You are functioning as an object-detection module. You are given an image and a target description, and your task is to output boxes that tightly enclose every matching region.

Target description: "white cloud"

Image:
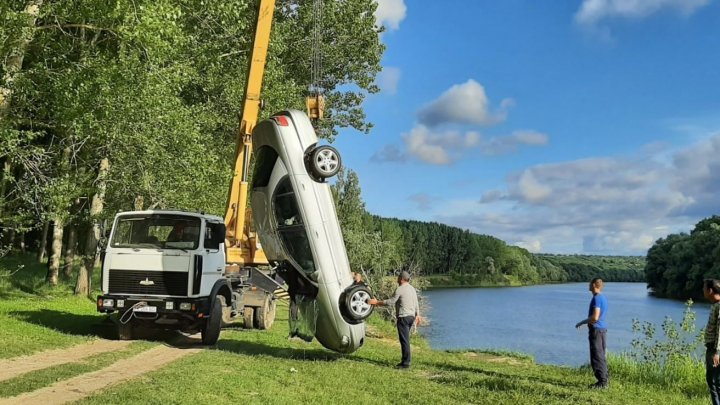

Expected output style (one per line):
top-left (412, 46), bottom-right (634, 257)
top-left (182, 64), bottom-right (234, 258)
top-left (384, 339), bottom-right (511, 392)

top-left (408, 193), bottom-right (434, 211)
top-left (482, 130), bottom-right (549, 156)
top-left (377, 66), bottom-right (401, 95)
top-left (370, 144), bottom-right (406, 163)
top-left (418, 80), bottom-right (511, 127)
top-left (434, 133), bottom-right (720, 255)
top-left (374, 0), bottom-right (407, 31)
top-left (402, 126), bottom-right (476, 165)
top-left (374, 127), bottom-right (548, 165)
top-left (575, 0), bottom-right (710, 25)
top-left (515, 239), bottom-right (543, 253)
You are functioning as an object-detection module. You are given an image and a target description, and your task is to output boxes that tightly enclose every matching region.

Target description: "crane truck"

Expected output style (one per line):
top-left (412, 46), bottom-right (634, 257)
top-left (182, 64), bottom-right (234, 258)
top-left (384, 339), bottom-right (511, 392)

top-left (96, 0), bottom-right (373, 352)
top-left (96, 0), bottom-right (281, 345)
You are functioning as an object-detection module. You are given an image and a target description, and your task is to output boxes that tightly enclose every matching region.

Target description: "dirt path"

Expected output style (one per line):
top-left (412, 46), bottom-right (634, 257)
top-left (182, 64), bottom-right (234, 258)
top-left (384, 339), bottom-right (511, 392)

top-left (0, 340), bottom-right (132, 382)
top-left (0, 345), bottom-right (201, 405)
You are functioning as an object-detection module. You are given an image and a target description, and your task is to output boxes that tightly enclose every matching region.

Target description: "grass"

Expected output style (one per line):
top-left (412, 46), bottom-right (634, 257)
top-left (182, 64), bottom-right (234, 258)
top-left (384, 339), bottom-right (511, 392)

top-left (0, 253), bottom-right (712, 404)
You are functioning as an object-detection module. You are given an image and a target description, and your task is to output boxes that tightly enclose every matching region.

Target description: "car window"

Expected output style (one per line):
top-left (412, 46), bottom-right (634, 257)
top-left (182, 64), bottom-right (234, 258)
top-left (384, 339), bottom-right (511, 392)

top-left (252, 146), bottom-right (278, 189)
top-left (273, 177), bottom-right (315, 274)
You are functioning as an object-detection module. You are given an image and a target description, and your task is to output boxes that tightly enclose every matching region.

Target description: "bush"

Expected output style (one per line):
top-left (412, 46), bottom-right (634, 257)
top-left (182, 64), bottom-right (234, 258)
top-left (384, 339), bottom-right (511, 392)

top-left (611, 300), bottom-right (706, 398)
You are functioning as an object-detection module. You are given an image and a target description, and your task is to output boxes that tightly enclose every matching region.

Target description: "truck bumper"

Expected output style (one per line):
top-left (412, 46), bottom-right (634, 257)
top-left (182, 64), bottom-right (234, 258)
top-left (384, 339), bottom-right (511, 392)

top-left (96, 295), bottom-right (210, 320)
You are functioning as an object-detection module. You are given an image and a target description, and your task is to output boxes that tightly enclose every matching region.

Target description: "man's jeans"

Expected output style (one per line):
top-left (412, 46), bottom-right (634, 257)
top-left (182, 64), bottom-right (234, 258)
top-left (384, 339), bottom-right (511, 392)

top-left (706, 348), bottom-right (720, 405)
top-left (397, 316), bottom-right (415, 366)
top-left (589, 327), bottom-right (608, 385)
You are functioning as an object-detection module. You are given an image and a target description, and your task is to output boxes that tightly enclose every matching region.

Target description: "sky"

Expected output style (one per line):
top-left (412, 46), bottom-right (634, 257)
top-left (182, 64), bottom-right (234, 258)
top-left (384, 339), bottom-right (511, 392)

top-left (333, 0), bottom-right (720, 256)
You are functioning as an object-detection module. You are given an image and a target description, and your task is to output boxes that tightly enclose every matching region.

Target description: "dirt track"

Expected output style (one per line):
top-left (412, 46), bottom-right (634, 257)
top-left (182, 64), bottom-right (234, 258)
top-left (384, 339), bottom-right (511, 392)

top-left (0, 340), bottom-right (132, 382)
top-left (0, 344), bottom-right (201, 405)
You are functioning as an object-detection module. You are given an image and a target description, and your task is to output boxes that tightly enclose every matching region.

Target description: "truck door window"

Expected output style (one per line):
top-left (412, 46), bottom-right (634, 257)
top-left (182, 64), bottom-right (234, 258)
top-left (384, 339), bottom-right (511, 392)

top-left (204, 222), bottom-right (225, 250)
top-left (273, 177), bottom-right (315, 274)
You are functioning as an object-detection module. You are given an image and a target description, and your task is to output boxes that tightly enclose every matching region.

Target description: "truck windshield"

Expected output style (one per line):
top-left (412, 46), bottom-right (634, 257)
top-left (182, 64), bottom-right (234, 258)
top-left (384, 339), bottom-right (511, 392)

top-left (273, 177), bottom-right (315, 274)
top-left (111, 214), bottom-right (201, 250)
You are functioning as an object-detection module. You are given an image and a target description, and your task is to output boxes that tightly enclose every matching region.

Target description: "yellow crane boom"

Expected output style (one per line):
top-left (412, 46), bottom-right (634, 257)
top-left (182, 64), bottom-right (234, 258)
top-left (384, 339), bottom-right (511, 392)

top-left (224, 0), bottom-right (276, 266)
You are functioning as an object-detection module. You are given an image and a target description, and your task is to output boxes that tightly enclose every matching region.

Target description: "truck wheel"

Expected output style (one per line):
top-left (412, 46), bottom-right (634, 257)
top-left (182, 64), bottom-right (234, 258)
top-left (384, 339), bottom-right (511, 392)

top-left (243, 307), bottom-right (255, 329)
top-left (219, 295), bottom-right (233, 326)
top-left (201, 296), bottom-right (222, 345)
top-left (308, 145), bottom-right (341, 179)
top-left (254, 295), bottom-right (276, 330)
top-left (117, 319), bottom-right (134, 340)
top-left (341, 285), bottom-right (373, 324)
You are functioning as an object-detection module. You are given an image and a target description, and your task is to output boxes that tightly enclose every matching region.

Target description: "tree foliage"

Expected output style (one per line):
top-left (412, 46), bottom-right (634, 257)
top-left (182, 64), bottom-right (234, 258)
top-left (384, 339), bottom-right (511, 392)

top-left (0, 0), bottom-right (383, 288)
top-left (645, 215), bottom-right (720, 300)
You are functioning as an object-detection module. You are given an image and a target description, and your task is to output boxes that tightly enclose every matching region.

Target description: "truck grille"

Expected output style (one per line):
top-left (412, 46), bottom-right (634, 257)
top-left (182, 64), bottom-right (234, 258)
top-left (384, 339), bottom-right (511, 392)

top-left (108, 270), bottom-right (189, 296)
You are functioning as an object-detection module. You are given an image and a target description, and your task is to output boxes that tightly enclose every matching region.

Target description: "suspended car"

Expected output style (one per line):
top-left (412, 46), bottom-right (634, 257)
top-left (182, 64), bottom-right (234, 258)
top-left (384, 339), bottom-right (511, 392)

top-left (250, 109), bottom-right (372, 353)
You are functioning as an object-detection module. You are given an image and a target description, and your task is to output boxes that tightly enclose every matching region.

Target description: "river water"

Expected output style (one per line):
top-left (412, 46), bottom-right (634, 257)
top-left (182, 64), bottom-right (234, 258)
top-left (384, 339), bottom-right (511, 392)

top-left (419, 282), bottom-right (710, 366)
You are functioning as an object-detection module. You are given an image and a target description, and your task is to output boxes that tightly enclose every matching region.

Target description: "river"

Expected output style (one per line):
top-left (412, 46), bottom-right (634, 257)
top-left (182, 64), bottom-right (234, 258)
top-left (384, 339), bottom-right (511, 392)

top-left (419, 282), bottom-right (709, 366)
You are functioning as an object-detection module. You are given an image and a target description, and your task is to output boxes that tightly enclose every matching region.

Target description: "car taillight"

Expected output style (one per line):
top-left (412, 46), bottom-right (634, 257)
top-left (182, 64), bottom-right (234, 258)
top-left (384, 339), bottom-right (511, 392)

top-left (274, 116), bottom-right (289, 126)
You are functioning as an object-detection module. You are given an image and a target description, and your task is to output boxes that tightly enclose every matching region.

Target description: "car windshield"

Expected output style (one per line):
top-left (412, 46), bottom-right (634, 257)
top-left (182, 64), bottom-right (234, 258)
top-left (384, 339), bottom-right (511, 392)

top-left (273, 177), bottom-right (316, 274)
top-left (111, 214), bottom-right (201, 250)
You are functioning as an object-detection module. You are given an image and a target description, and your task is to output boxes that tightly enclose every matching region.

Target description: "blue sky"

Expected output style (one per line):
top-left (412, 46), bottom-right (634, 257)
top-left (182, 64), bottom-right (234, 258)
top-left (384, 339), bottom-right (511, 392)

top-left (333, 0), bottom-right (720, 255)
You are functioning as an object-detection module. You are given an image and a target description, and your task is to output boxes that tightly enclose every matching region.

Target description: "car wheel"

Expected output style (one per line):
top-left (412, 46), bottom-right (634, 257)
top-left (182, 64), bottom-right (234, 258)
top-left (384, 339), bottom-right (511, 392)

top-left (254, 295), bottom-right (276, 330)
top-left (308, 145), bottom-right (341, 179)
top-left (341, 285), bottom-right (373, 324)
top-left (201, 296), bottom-right (222, 345)
top-left (243, 306), bottom-right (255, 329)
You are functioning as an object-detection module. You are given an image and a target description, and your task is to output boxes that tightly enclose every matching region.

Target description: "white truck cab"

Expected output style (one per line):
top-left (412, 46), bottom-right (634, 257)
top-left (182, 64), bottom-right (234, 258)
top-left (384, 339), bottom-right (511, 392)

top-left (97, 210), bottom-right (279, 344)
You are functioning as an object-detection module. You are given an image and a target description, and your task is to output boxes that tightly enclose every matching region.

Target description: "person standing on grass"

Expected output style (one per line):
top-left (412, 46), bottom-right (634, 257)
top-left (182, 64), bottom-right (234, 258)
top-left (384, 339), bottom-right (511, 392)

top-left (368, 271), bottom-right (421, 369)
top-left (575, 278), bottom-right (609, 389)
top-left (703, 279), bottom-right (720, 405)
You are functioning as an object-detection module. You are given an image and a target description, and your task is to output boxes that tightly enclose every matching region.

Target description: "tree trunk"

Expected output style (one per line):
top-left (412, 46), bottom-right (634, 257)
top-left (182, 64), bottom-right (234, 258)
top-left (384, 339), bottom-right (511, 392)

top-left (76, 158), bottom-right (109, 296)
top-left (19, 232), bottom-right (25, 253)
top-left (46, 217), bottom-right (64, 285)
top-left (0, 161), bottom-right (10, 219)
top-left (37, 221), bottom-right (49, 262)
top-left (0, 0), bottom-right (44, 122)
top-left (63, 224), bottom-right (77, 278)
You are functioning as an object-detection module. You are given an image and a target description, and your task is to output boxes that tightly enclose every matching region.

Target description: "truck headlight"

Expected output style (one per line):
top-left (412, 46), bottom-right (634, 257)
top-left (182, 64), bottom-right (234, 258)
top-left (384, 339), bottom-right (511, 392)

top-left (117, 300), bottom-right (125, 308)
top-left (102, 299), bottom-right (114, 308)
top-left (179, 302), bottom-right (192, 311)
top-left (166, 302), bottom-right (174, 310)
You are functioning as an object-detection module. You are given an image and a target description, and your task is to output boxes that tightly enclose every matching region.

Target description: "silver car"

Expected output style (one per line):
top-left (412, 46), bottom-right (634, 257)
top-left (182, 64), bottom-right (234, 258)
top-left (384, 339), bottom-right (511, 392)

top-left (250, 109), bottom-right (373, 353)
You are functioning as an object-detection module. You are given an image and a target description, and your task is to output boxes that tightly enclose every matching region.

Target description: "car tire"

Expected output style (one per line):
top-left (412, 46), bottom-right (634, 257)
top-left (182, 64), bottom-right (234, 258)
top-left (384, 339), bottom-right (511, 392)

top-left (243, 306), bottom-right (255, 329)
top-left (201, 296), bottom-right (222, 346)
top-left (341, 284), bottom-right (373, 324)
top-left (254, 295), bottom-right (276, 330)
top-left (308, 145), bottom-right (341, 180)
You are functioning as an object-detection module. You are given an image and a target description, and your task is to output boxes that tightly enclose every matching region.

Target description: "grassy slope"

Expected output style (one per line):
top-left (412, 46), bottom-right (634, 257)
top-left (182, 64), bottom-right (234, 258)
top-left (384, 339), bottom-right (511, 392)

top-left (0, 255), bottom-right (708, 404)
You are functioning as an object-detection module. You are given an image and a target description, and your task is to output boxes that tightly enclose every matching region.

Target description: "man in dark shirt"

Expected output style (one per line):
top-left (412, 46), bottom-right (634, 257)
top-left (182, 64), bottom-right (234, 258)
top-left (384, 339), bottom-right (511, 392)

top-left (575, 278), bottom-right (609, 389)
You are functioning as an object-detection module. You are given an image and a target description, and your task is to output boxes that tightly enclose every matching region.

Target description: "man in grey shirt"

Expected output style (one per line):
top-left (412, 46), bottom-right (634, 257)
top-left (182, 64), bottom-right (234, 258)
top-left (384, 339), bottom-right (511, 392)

top-left (368, 271), bottom-right (421, 369)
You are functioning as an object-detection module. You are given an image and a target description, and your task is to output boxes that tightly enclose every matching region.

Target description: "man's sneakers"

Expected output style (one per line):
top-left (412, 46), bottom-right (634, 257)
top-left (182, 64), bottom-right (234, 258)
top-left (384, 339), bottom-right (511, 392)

top-left (395, 363), bottom-right (410, 370)
top-left (588, 382), bottom-right (609, 390)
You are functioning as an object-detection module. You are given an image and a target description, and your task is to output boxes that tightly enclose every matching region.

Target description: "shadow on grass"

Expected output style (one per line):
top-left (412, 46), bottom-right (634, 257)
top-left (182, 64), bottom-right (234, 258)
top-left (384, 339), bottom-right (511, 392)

top-left (9, 309), bottom-right (206, 349)
top-left (426, 359), bottom-right (586, 390)
top-left (215, 338), bottom-right (397, 370)
top-left (10, 310), bottom-right (116, 338)
top-left (216, 339), bottom-right (343, 362)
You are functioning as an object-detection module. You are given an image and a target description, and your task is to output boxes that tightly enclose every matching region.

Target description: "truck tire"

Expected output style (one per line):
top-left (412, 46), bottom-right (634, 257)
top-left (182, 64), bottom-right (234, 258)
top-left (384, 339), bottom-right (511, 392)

top-left (243, 307), bottom-right (255, 329)
top-left (117, 319), bottom-right (134, 340)
top-left (201, 296), bottom-right (222, 345)
top-left (340, 284), bottom-right (373, 324)
top-left (254, 295), bottom-right (276, 330)
top-left (219, 295), bottom-right (233, 326)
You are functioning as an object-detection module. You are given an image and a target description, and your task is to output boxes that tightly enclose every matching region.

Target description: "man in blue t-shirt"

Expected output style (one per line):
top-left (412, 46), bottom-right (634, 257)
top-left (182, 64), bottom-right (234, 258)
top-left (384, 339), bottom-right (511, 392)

top-left (575, 278), bottom-right (609, 389)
